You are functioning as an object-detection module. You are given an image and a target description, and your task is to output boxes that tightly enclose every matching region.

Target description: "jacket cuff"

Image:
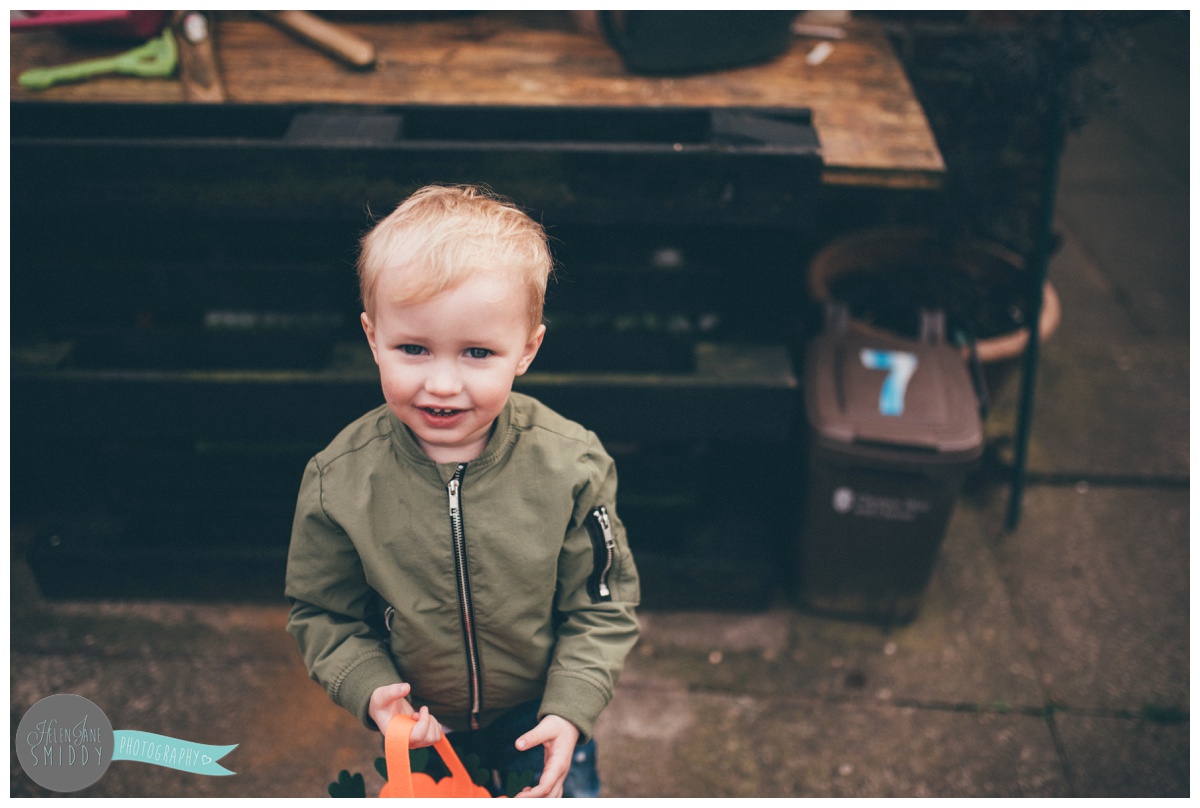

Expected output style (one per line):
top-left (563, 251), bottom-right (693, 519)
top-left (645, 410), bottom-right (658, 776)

top-left (538, 672), bottom-right (610, 744)
top-left (334, 651), bottom-right (403, 730)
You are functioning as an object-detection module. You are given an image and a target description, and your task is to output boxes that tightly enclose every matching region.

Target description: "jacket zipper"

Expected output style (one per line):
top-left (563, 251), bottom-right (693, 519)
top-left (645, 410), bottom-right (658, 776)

top-left (585, 505), bottom-right (616, 602)
top-left (447, 463), bottom-right (483, 730)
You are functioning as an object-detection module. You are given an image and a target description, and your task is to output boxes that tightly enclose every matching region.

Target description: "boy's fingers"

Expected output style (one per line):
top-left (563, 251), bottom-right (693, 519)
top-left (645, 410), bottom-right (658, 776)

top-left (411, 707), bottom-right (428, 734)
top-left (514, 724), bottom-right (545, 752)
top-left (409, 706), bottom-right (444, 748)
top-left (371, 683), bottom-right (415, 735)
top-left (515, 772), bottom-right (562, 799)
top-left (372, 682), bottom-right (409, 705)
top-left (514, 743), bottom-right (570, 798)
top-left (377, 683), bottom-right (412, 710)
top-left (542, 745), bottom-right (572, 794)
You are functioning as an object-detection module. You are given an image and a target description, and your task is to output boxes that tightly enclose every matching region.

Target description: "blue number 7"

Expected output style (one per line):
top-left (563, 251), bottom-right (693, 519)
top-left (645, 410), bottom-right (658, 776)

top-left (860, 349), bottom-right (918, 416)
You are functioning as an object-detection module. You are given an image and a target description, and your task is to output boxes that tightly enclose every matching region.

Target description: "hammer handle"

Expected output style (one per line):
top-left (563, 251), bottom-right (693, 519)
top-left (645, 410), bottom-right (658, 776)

top-left (260, 11), bottom-right (376, 70)
top-left (173, 11), bottom-right (226, 102)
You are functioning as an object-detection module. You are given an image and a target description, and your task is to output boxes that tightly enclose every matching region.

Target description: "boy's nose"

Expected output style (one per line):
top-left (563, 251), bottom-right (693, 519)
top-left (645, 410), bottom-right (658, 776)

top-left (424, 363), bottom-right (463, 396)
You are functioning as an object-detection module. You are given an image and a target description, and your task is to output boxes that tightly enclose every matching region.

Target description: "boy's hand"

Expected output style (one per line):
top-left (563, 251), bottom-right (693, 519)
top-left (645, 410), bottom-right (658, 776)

top-left (368, 682), bottom-right (444, 748)
top-left (513, 714), bottom-right (580, 798)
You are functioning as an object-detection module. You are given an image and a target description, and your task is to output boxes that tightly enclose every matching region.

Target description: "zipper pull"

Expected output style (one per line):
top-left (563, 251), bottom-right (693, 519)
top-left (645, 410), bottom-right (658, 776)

top-left (593, 506), bottom-right (615, 599)
top-left (448, 464), bottom-right (465, 509)
top-left (595, 506), bottom-right (613, 541)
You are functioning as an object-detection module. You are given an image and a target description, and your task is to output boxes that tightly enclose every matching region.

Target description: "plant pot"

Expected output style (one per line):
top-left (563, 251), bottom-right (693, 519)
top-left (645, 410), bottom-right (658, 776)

top-left (807, 227), bottom-right (1060, 402)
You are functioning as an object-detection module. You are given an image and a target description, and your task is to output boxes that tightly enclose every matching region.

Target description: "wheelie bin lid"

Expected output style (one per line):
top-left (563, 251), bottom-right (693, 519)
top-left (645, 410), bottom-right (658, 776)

top-left (804, 306), bottom-right (984, 461)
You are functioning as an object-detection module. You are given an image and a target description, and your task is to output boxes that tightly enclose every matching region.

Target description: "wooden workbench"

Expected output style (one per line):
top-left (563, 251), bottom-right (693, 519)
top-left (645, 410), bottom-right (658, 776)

top-left (9, 11), bottom-right (944, 190)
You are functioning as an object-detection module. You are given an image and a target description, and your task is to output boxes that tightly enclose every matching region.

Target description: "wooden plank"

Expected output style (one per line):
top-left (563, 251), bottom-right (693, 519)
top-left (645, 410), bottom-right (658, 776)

top-left (9, 104), bottom-right (823, 227)
top-left (9, 12), bottom-right (943, 189)
top-left (10, 344), bottom-right (797, 444)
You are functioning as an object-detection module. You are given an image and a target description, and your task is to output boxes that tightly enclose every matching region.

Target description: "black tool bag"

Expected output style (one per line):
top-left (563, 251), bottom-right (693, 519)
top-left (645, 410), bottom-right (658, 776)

top-left (598, 10), bottom-right (797, 76)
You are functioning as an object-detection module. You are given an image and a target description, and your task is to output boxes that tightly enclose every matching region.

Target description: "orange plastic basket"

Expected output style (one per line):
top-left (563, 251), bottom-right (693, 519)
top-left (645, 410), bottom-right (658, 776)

top-left (378, 715), bottom-right (494, 798)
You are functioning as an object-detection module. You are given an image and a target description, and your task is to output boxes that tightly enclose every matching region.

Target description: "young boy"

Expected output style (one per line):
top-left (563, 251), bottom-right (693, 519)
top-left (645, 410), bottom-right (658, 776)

top-left (285, 185), bottom-right (640, 798)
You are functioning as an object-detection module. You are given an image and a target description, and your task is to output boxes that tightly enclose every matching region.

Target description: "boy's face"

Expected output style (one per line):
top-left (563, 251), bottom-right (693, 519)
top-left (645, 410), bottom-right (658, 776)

top-left (361, 269), bottom-right (545, 463)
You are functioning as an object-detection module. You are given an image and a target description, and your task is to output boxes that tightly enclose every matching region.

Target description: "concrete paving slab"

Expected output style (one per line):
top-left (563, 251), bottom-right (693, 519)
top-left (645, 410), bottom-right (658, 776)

top-left (991, 485), bottom-right (1189, 714)
top-left (1053, 192), bottom-right (1190, 339)
top-left (1058, 114), bottom-right (1186, 193)
top-left (629, 495), bottom-right (1044, 712)
top-left (1063, 15), bottom-right (1190, 185)
top-left (1053, 712), bottom-right (1190, 797)
top-left (10, 650), bottom-right (381, 798)
top-left (594, 687), bottom-right (1068, 797)
top-left (10, 590), bottom-right (380, 796)
top-left (9, 542), bottom-right (385, 798)
top-left (1052, 15), bottom-right (1189, 344)
top-left (1038, 228), bottom-right (1146, 350)
top-left (986, 339), bottom-right (1189, 480)
top-left (636, 609), bottom-right (792, 657)
top-left (874, 494), bottom-right (1045, 708)
top-left (978, 203), bottom-right (1187, 480)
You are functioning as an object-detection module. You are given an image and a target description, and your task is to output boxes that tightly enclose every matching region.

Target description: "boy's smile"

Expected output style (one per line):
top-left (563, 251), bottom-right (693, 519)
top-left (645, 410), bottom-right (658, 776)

top-left (416, 406), bottom-right (469, 430)
top-left (362, 270), bottom-right (545, 463)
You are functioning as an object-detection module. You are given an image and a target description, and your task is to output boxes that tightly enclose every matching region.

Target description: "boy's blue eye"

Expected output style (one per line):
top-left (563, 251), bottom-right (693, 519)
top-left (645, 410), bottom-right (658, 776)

top-left (399, 344), bottom-right (425, 355)
top-left (466, 348), bottom-right (491, 359)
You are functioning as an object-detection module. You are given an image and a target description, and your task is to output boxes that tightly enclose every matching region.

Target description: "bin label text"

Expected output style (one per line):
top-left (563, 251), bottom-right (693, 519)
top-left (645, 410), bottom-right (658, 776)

top-left (832, 487), bottom-right (932, 522)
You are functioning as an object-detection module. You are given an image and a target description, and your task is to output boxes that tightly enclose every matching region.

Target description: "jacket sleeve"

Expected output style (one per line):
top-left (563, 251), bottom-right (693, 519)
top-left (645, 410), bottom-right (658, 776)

top-left (539, 434), bottom-right (641, 742)
top-left (284, 457), bottom-right (402, 729)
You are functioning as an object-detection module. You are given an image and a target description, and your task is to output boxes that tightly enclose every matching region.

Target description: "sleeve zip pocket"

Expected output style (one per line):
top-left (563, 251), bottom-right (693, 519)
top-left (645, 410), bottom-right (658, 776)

top-left (584, 505), bottom-right (616, 603)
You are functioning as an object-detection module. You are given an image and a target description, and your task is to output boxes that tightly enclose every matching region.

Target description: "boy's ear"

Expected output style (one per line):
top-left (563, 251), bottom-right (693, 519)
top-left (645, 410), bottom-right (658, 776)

top-left (516, 324), bottom-right (546, 376)
top-left (360, 312), bottom-right (381, 364)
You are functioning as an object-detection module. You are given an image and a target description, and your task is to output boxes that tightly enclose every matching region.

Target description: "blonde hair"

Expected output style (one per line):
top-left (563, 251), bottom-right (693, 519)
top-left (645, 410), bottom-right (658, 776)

top-left (358, 185), bottom-right (552, 330)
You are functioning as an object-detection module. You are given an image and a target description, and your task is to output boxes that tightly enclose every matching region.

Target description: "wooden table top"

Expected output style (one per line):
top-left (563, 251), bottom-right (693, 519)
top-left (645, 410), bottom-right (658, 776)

top-left (10, 12), bottom-right (944, 189)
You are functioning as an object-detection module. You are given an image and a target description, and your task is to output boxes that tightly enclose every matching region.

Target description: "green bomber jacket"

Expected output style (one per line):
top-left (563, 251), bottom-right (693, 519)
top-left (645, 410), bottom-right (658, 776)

top-left (284, 392), bottom-right (640, 742)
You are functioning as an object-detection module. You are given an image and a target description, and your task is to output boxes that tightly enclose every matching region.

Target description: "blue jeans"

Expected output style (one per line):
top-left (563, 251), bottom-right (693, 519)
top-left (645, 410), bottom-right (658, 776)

top-left (442, 700), bottom-right (600, 797)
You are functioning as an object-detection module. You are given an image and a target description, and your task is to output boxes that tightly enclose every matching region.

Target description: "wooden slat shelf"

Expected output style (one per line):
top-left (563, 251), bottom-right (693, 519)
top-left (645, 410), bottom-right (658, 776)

top-left (10, 101), bottom-right (824, 227)
top-left (11, 343), bottom-right (797, 444)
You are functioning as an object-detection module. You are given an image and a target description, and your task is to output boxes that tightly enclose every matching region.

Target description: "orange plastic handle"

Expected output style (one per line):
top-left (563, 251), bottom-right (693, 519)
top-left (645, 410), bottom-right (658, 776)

top-left (380, 715), bottom-right (490, 798)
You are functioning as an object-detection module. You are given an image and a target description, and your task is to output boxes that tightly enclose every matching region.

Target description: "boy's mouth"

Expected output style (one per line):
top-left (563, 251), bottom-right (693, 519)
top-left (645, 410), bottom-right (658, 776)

top-left (420, 406), bottom-right (464, 418)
